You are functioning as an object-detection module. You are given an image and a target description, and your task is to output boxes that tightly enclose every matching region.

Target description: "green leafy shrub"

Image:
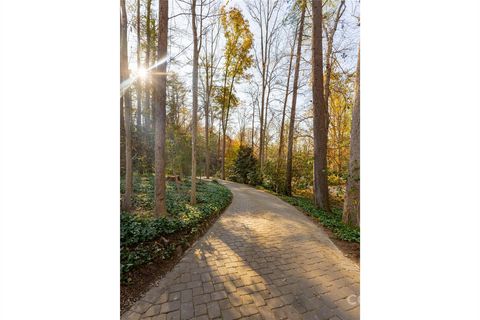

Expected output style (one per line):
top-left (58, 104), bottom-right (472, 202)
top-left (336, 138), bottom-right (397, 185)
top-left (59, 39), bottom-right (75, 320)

top-left (260, 159), bottom-right (285, 193)
top-left (230, 145), bottom-right (261, 185)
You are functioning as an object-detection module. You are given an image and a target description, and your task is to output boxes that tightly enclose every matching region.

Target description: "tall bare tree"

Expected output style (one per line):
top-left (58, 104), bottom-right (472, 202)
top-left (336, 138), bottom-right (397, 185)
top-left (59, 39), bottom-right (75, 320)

top-left (276, 22), bottom-right (298, 183)
top-left (190, 0), bottom-right (200, 204)
top-left (285, 0), bottom-right (306, 196)
top-left (200, 15), bottom-right (221, 179)
top-left (136, 0), bottom-right (142, 131)
top-left (189, 0), bottom-right (216, 202)
top-left (247, 0), bottom-right (283, 172)
top-left (121, 0), bottom-right (133, 211)
top-left (261, 40), bottom-right (283, 166)
top-left (312, 0), bottom-right (331, 211)
top-left (343, 47), bottom-right (360, 226)
top-left (144, 0), bottom-right (153, 132)
top-left (153, 0), bottom-right (168, 216)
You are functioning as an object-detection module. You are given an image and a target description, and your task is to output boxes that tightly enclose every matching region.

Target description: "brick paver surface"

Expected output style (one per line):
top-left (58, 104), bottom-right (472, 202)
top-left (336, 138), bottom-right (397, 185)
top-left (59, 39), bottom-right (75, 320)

top-left (123, 181), bottom-right (360, 320)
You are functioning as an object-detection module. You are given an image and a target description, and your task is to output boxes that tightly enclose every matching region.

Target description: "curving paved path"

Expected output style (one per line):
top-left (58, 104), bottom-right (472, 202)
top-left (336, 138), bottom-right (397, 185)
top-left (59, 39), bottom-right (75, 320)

top-left (123, 180), bottom-right (360, 320)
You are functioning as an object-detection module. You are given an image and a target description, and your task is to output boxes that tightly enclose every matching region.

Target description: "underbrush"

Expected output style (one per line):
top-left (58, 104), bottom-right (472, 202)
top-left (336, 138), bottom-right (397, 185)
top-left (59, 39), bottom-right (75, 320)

top-left (120, 176), bottom-right (232, 281)
top-left (258, 186), bottom-right (360, 243)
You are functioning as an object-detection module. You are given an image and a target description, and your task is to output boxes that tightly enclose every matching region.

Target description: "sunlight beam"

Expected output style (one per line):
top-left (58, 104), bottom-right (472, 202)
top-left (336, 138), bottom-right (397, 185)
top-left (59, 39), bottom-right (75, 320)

top-left (120, 56), bottom-right (170, 97)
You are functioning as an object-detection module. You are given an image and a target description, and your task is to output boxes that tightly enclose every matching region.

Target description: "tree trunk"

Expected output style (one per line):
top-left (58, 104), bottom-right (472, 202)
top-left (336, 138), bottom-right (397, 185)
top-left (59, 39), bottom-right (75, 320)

top-left (263, 86), bottom-right (270, 164)
top-left (203, 24), bottom-right (219, 179)
top-left (153, 0), bottom-right (168, 216)
top-left (285, 2), bottom-right (306, 196)
top-left (277, 23), bottom-right (298, 184)
top-left (324, 1), bottom-right (346, 113)
top-left (120, 97), bottom-right (126, 175)
top-left (216, 118), bottom-right (221, 171)
top-left (312, 0), bottom-right (331, 211)
top-left (220, 67), bottom-right (229, 180)
top-left (144, 0), bottom-right (152, 133)
top-left (190, 0), bottom-right (199, 204)
top-left (205, 32), bottom-right (217, 179)
top-left (222, 127), bottom-right (226, 180)
top-left (221, 75), bottom-right (236, 180)
top-left (204, 95), bottom-right (210, 178)
top-left (120, 0), bottom-right (133, 212)
top-left (259, 71), bottom-right (266, 171)
top-left (221, 81), bottom-right (233, 181)
top-left (204, 63), bottom-right (210, 178)
top-left (343, 47), bottom-right (360, 226)
top-left (251, 99), bottom-right (255, 150)
top-left (136, 0), bottom-right (142, 132)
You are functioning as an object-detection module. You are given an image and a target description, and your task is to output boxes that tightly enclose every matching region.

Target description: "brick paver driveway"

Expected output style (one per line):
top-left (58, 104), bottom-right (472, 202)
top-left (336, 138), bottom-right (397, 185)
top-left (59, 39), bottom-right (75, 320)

top-left (122, 180), bottom-right (360, 320)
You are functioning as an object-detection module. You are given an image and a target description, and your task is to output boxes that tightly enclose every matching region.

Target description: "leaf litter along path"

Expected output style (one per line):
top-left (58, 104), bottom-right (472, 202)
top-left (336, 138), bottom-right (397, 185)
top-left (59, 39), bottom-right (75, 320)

top-left (122, 180), bottom-right (360, 320)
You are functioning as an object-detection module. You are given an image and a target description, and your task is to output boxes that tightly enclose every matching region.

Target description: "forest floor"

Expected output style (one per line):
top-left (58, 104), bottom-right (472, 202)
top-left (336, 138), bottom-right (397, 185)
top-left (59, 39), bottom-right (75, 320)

top-left (122, 180), bottom-right (360, 320)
